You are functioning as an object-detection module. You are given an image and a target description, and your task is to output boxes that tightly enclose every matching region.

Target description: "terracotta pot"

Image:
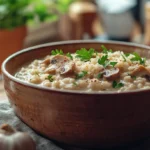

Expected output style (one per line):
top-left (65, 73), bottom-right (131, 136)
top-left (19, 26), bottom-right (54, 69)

top-left (2, 41), bottom-right (150, 148)
top-left (0, 26), bottom-right (27, 72)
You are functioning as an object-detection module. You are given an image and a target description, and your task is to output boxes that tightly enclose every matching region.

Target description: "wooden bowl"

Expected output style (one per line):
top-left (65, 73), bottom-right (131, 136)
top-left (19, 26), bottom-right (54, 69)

top-left (2, 40), bottom-right (150, 148)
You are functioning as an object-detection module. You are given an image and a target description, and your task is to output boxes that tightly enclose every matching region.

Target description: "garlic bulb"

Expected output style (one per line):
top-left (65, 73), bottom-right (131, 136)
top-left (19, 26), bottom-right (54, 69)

top-left (0, 124), bottom-right (36, 150)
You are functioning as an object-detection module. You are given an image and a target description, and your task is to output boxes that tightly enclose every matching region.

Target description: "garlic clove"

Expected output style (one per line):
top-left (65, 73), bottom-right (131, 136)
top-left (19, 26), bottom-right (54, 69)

top-left (0, 124), bottom-right (36, 150)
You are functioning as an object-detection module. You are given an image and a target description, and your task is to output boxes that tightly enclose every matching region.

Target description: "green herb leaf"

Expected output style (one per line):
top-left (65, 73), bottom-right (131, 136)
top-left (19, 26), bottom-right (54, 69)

top-left (34, 71), bottom-right (39, 76)
top-left (141, 58), bottom-right (146, 65)
top-left (0, 0), bottom-right (59, 29)
top-left (112, 81), bottom-right (124, 88)
top-left (128, 73), bottom-right (136, 80)
top-left (125, 53), bottom-right (130, 57)
top-left (121, 53), bottom-right (127, 62)
top-left (109, 62), bottom-right (117, 67)
top-left (131, 75), bottom-right (136, 80)
top-left (131, 52), bottom-right (140, 61)
top-left (131, 52), bottom-right (146, 65)
top-left (104, 61), bottom-right (110, 68)
top-left (76, 48), bottom-right (95, 61)
top-left (76, 71), bottom-right (88, 79)
top-left (98, 55), bottom-right (108, 66)
top-left (101, 45), bottom-right (112, 54)
top-left (51, 49), bottom-right (64, 55)
top-left (66, 53), bottom-right (73, 60)
top-left (95, 51), bottom-right (98, 56)
top-left (73, 82), bottom-right (78, 86)
top-left (97, 73), bottom-right (103, 79)
top-left (98, 55), bottom-right (117, 68)
top-left (46, 75), bottom-right (54, 82)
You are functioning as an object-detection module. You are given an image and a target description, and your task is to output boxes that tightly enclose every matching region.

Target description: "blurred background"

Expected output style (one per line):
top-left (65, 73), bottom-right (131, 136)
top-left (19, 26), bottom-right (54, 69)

top-left (1, 0), bottom-right (150, 66)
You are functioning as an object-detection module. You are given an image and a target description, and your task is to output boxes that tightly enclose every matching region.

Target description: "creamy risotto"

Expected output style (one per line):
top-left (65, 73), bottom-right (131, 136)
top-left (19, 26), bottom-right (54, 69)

top-left (15, 45), bottom-right (150, 92)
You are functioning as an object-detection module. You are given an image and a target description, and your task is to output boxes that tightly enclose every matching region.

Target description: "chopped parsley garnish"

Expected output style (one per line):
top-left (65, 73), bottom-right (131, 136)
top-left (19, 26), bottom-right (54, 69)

top-left (131, 52), bottom-right (146, 65)
top-left (95, 51), bottom-right (98, 56)
top-left (34, 71), bottom-right (40, 76)
top-left (127, 73), bottom-right (136, 80)
top-left (131, 75), bottom-right (136, 80)
top-left (125, 53), bottom-right (130, 57)
top-left (51, 49), bottom-right (64, 55)
top-left (76, 48), bottom-right (95, 61)
top-left (46, 75), bottom-right (54, 82)
top-left (98, 55), bottom-right (108, 67)
top-left (73, 82), bottom-right (78, 86)
top-left (66, 53), bottom-right (73, 60)
top-left (109, 62), bottom-right (117, 67)
top-left (112, 81), bottom-right (124, 88)
top-left (101, 45), bottom-right (112, 54)
top-left (98, 55), bottom-right (117, 68)
top-left (121, 53), bottom-right (127, 62)
top-left (97, 73), bottom-right (103, 79)
top-left (76, 71), bottom-right (88, 79)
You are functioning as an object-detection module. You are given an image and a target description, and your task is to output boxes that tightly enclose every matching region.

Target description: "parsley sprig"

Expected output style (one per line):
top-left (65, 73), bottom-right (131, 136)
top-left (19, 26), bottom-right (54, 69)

top-left (131, 52), bottom-right (146, 65)
top-left (46, 75), bottom-right (54, 82)
top-left (98, 55), bottom-right (108, 67)
top-left (66, 53), bottom-right (73, 60)
top-left (121, 52), bottom-right (131, 62)
top-left (125, 53), bottom-right (130, 57)
top-left (97, 73), bottom-right (103, 79)
top-left (131, 75), bottom-right (136, 80)
top-left (121, 53), bottom-right (127, 62)
top-left (101, 45), bottom-right (112, 54)
top-left (34, 71), bottom-right (40, 76)
top-left (76, 48), bottom-right (95, 61)
top-left (109, 62), bottom-right (117, 67)
top-left (76, 71), bottom-right (87, 79)
top-left (73, 82), bottom-right (78, 86)
top-left (112, 81), bottom-right (124, 88)
top-left (128, 73), bottom-right (137, 80)
top-left (51, 49), bottom-right (64, 55)
top-left (98, 55), bottom-right (117, 68)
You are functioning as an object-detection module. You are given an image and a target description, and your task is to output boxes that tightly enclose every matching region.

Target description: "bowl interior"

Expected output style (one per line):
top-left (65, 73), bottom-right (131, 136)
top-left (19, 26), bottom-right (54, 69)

top-left (3, 40), bottom-right (150, 79)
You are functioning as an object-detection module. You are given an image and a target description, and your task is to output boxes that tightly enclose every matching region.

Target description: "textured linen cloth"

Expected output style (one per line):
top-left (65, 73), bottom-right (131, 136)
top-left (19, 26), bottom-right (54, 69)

top-left (1, 100), bottom-right (150, 150)
top-left (0, 100), bottom-right (63, 150)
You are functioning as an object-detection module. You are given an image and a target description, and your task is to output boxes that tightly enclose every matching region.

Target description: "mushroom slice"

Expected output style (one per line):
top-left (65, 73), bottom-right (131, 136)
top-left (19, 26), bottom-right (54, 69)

top-left (41, 58), bottom-right (50, 65)
top-left (44, 66), bottom-right (56, 74)
top-left (48, 55), bottom-right (74, 75)
top-left (60, 62), bottom-right (75, 75)
top-left (130, 65), bottom-right (150, 77)
top-left (50, 55), bottom-right (70, 65)
top-left (103, 68), bottom-right (120, 80)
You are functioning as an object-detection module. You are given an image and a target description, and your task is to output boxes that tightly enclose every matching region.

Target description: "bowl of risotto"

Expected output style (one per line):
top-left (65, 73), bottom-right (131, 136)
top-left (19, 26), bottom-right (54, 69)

top-left (2, 40), bottom-right (150, 148)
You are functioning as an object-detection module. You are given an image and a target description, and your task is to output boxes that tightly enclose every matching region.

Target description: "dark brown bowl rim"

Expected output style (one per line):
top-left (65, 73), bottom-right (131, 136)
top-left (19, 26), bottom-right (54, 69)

top-left (2, 40), bottom-right (150, 95)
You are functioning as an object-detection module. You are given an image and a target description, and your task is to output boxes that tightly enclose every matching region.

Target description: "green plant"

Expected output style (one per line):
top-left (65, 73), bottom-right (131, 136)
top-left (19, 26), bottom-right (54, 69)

top-left (54, 0), bottom-right (75, 13)
top-left (0, 0), bottom-right (74, 29)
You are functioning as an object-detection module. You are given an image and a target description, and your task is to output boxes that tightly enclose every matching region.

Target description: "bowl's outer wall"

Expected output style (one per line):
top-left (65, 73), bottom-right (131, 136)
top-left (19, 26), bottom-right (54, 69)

top-left (3, 41), bottom-right (150, 148)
